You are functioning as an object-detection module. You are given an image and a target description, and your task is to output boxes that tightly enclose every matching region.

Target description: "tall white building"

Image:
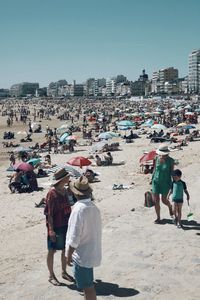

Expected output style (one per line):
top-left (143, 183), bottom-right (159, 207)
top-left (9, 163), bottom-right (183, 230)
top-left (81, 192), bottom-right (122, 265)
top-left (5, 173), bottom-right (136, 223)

top-left (188, 49), bottom-right (200, 94)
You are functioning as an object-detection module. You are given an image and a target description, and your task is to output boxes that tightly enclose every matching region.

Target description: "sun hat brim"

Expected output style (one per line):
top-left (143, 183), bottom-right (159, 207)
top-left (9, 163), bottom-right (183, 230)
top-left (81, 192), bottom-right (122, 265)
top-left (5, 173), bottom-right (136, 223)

top-left (69, 180), bottom-right (93, 196)
top-left (156, 149), bottom-right (170, 155)
top-left (51, 174), bottom-right (70, 186)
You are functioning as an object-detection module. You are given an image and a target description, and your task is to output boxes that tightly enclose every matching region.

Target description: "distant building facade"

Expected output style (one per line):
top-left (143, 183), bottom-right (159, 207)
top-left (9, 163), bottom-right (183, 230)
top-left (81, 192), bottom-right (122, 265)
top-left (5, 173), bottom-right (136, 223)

top-left (151, 67), bottom-right (178, 94)
top-left (10, 82), bottom-right (39, 97)
top-left (188, 49), bottom-right (200, 94)
top-left (0, 89), bottom-right (10, 97)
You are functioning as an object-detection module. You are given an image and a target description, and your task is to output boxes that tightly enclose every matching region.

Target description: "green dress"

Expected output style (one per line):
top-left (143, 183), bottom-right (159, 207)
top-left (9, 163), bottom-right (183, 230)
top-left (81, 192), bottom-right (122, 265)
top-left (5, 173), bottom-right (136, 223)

top-left (152, 156), bottom-right (174, 196)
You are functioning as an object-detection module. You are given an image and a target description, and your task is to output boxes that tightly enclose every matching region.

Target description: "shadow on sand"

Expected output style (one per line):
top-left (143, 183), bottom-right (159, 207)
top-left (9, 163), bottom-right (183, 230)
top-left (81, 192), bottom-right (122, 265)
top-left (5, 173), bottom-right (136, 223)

top-left (160, 218), bottom-right (200, 231)
top-left (67, 279), bottom-right (139, 297)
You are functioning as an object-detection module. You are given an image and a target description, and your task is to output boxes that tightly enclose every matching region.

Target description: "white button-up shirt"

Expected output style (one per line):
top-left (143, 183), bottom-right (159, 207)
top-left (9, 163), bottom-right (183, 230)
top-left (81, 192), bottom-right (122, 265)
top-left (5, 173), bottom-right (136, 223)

top-left (66, 198), bottom-right (102, 268)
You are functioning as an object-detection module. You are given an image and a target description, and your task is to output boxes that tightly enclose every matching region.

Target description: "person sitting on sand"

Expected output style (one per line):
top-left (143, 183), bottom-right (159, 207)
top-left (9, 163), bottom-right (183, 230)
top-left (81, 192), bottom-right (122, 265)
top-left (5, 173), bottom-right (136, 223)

top-left (9, 169), bottom-right (23, 193)
top-left (95, 154), bottom-right (102, 166)
top-left (83, 169), bottom-right (98, 183)
top-left (104, 152), bottom-right (113, 165)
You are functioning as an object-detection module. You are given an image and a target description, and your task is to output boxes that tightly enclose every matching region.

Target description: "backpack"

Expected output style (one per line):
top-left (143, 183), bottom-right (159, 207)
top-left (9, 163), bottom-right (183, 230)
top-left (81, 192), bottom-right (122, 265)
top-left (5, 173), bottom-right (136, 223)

top-left (144, 191), bottom-right (154, 207)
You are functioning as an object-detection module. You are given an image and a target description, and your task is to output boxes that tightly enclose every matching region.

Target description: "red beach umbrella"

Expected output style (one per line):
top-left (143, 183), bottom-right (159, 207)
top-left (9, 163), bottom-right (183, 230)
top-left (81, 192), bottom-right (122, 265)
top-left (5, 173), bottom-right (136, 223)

top-left (67, 156), bottom-right (92, 168)
top-left (13, 162), bottom-right (34, 172)
top-left (139, 150), bottom-right (157, 164)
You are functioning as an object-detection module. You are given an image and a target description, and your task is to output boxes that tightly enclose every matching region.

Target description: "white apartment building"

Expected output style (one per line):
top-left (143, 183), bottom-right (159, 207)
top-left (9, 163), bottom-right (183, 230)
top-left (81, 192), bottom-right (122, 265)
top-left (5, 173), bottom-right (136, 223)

top-left (188, 49), bottom-right (200, 94)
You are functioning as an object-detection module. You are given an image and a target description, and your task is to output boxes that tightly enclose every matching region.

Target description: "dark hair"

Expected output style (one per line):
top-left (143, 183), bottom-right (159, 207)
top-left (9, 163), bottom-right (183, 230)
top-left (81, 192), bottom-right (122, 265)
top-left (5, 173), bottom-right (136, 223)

top-left (172, 169), bottom-right (182, 177)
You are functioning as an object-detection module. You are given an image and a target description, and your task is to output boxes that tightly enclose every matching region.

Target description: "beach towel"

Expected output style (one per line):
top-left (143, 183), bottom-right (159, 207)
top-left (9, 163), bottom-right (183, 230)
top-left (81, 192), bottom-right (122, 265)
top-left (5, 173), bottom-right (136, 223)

top-left (46, 164), bottom-right (81, 178)
top-left (144, 191), bottom-right (154, 207)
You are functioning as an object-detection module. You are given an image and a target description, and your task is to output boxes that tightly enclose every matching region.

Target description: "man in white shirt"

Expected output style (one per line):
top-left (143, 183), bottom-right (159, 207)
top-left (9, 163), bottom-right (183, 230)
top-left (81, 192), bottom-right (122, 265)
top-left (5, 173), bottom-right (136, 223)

top-left (66, 176), bottom-right (102, 300)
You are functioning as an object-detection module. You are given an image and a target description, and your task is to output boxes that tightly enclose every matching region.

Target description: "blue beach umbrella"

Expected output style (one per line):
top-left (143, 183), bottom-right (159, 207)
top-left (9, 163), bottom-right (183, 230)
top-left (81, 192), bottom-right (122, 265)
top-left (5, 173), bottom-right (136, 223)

top-left (27, 158), bottom-right (41, 165)
top-left (98, 132), bottom-right (113, 140)
top-left (60, 132), bottom-right (69, 143)
top-left (14, 146), bottom-right (32, 153)
top-left (183, 124), bottom-right (196, 129)
top-left (117, 120), bottom-right (136, 127)
top-left (151, 124), bottom-right (167, 130)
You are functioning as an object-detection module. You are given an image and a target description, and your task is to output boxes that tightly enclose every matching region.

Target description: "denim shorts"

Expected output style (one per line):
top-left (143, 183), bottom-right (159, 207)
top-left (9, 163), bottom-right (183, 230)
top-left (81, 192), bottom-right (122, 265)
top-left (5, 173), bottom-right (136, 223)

top-left (73, 261), bottom-right (94, 290)
top-left (47, 225), bottom-right (67, 250)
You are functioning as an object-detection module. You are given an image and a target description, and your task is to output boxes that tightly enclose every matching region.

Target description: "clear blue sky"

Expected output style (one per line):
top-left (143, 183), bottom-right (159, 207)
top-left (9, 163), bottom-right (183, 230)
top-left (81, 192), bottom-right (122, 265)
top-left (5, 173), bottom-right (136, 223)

top-left (0, 0), bottom-right (200, 88)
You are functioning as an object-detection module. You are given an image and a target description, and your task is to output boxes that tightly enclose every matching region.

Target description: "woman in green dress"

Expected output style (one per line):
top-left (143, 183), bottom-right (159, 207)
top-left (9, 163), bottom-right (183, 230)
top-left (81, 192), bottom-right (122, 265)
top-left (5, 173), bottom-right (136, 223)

top-left (152, 144), bottom-right (174, 223)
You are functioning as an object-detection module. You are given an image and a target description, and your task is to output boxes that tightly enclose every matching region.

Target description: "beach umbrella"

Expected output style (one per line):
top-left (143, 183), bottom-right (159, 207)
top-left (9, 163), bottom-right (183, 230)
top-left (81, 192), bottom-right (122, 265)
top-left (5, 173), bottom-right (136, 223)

top-left (151, 124), bottom-right (167, 130)
top-left (13, 162), bottom-right (34, 172)
top-left (107, 131), bottom-right (119, 137)
top-left (60, 132), bottom-right (70, 143)
top-left (14, 146), bottom-right (32, 153)
top-left (141, 119), bottom-right (154, 128)
top-left (185, 112), bottom-right (194, 116)
top-left (139, 150), bottom-right (157, 164)
top-left (17, 131), bottom-right (27, 135)
top-left (183, 124), bottom-right (196, 129)
top-left (65, 135), bottom-right (78, 141)
top-left (60, 123), bottom-right (69, 129)
top-left (27, 158), bottom-right (41, 166)
top-left (117, 120), bottom-right (135, 127)
top-left (184, 104), bottom-right (191, 109)
top-left (31, 122), bottom-right (38, 129)
top-left (98, 132), bottom-right (113, 140)
top-left (67, 156), bottom-right (92, 168)
top-left (177, 122), bottom-right (187, 127)
top-left (90, 140), bottom-right (108, 153)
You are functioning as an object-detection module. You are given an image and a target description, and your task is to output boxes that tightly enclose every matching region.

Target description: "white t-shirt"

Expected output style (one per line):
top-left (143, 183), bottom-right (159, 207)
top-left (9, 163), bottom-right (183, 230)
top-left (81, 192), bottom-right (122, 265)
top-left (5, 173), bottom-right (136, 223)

top-left (66, 198), bottom-right (102, 268)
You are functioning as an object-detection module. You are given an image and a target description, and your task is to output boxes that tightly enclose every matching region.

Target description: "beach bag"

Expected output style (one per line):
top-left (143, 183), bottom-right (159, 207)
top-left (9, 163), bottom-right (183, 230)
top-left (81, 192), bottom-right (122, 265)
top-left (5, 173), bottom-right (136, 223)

top-left (144, 191), bottom-right (154, 207)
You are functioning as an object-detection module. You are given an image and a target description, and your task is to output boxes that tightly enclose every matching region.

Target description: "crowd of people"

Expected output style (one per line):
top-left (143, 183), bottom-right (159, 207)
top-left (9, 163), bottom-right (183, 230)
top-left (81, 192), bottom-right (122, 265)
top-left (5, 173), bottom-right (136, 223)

top-left (1, 97), bottom-right (200, 299)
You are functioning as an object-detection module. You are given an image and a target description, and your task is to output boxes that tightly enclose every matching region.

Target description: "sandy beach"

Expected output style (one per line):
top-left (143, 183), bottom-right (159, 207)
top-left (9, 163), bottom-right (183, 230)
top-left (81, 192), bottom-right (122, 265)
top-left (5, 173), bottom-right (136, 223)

top-left (0, 103), bottom-right (200, 300)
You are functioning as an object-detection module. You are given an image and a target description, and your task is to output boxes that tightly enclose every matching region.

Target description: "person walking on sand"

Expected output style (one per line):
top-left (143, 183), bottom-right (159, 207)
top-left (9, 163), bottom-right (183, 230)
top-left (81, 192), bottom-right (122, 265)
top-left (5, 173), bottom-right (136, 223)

top-left (44, 168), bottom-right (74, 285)
top-left (167, 169), bottom-right (190, 228)
top-left (66, 176), bottom-right (102, 300)
top-left (152, 144), bottom-right (174, 223)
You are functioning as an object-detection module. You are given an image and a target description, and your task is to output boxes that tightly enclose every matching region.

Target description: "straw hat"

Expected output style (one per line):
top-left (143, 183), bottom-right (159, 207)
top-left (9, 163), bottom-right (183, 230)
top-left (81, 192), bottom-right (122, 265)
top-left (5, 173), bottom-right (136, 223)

top-left (52, 168), bottom-right (70, 185)
top-left (69, 176), bottom-right (93, 197)
top-left (156, 144), bottom-right (170, 156)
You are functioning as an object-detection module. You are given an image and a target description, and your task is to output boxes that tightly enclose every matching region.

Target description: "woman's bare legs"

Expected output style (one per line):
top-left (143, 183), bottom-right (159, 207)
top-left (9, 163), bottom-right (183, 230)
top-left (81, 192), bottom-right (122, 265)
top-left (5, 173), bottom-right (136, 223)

top-left (153, 193), bottom-right (160, 221)
top-left (161, 195), bottom-right (173, 216)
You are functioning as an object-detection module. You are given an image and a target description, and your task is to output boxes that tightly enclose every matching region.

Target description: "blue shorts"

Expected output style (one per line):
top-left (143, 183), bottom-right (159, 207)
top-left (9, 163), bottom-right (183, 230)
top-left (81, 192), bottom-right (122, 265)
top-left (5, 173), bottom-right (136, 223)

top-left (47, 225), bottom-right (67, 250)
top-left (173, 199), bottom-right (183, 204)
top-left (73, 261), bottom-right (94, 290)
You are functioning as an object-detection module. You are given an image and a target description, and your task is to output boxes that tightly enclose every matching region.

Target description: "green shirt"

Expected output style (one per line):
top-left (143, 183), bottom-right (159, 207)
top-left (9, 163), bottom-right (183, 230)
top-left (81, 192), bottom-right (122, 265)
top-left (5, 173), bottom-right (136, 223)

top-left (172, 180), bottom-right (187, 200)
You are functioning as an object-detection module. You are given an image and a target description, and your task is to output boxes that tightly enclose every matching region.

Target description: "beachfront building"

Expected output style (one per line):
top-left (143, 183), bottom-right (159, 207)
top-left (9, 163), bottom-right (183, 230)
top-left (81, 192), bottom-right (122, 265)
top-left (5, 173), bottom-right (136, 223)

top-left (10, 82), bottom-right (39, 97)
top-left (116, 82), bottom-right (131, 96)
top-left (70, 81), bottom-right (84, 97)
top-left (116, 74), bottom-right (127, 83)
top-left (106, 78), bottom-right (116, 96)
top-left (188, 49), bottom-right (200, 94)
top-left (47, 80), bottom-right (68, 97)
top-left (85, 78), bottom-right (95, 96)
top-left (178, 77), bottom-right (188, 94)
top-left (159, 67), bottom-right (178, 93)
top-left (130, 69), bottom-right (149, 96)
top-left (0, 89), bottom-right (10, 97)
top-left (151, 67), bottom-right (178, 95)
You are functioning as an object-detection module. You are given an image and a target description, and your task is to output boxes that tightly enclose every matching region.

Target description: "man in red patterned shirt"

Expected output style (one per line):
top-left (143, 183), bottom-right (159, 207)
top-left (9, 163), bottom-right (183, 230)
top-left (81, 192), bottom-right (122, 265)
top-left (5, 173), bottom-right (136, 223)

top-left (45, 168), bottom-right (74, 285)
